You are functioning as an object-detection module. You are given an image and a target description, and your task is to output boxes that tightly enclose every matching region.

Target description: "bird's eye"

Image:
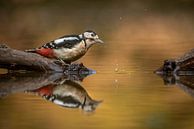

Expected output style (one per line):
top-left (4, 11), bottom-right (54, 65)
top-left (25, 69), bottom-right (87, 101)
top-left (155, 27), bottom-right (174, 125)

top-left (91, 33), bottom-right (95, 37)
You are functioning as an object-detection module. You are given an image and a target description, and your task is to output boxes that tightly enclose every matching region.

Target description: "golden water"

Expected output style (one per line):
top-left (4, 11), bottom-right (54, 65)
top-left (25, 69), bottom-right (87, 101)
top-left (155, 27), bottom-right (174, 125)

top-left (0, 1), bottom-right (194, 129)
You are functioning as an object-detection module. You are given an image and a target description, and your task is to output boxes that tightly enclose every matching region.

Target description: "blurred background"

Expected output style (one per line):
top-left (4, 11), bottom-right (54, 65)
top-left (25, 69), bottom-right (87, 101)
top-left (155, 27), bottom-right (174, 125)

top-left (0, 0), bottom-right (194, 68)
top-left (1, 0), bottom-right (194, 129)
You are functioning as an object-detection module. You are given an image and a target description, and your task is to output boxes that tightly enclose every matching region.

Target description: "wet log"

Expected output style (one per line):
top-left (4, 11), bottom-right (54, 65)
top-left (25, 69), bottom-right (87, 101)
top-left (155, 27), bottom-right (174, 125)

top-left (0, 44), bottom-right (64, 72)
top-left (155, 49), bottom-right (194, 75)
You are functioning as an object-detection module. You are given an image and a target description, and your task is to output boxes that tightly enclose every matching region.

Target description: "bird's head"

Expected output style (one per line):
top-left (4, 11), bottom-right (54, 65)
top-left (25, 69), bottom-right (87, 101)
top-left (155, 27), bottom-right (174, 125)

top-left (80, 30), bottom-right (104, 48)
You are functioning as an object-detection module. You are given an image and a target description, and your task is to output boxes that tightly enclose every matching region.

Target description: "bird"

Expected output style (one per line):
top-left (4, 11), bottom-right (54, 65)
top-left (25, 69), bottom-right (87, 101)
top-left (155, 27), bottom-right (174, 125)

top-left (28, 79), bottom-right (102, 112)
top-left (26, 30), bottom-right (104, 64)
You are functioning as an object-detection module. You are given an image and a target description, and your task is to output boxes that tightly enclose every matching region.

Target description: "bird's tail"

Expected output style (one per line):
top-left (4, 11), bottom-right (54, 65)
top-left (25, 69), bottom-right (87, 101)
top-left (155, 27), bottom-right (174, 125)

top-left (25, 48), bottom-right (37, 53)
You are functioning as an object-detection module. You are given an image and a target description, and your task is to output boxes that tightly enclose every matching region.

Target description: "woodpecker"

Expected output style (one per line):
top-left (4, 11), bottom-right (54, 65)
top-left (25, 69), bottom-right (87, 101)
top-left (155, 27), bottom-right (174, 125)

top-left (26, 30), bottom-right (104, 64)
top-left (28, 80), bottom-right (101, 112)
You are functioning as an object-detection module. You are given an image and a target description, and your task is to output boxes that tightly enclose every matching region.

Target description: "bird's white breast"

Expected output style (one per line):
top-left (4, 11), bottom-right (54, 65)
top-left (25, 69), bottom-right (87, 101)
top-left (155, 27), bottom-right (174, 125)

top-left (53, 41), bottom-right (86, 61)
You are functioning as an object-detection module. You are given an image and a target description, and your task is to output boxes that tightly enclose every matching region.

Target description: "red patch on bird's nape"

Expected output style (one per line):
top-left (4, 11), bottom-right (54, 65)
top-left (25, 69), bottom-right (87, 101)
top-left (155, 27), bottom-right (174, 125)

top-left (36, 48), bottom-right (55, 58)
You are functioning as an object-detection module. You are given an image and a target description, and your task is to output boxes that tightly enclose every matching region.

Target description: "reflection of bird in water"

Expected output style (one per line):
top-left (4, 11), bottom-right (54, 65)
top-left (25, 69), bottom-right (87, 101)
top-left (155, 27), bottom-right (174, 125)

top-left (0, 64), bottom-right (101, 112)
top-left (29, 79), bottom-right (101, 112)
top-left (26, 30), bottom-right (104, 64)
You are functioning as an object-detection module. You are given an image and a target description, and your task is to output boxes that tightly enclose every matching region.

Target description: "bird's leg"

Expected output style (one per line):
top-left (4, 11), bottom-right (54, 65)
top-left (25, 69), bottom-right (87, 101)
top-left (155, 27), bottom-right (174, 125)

top-left (54, 59), bottom-right (70, 66)
top-left (58, 58), bottom-right (66, 64)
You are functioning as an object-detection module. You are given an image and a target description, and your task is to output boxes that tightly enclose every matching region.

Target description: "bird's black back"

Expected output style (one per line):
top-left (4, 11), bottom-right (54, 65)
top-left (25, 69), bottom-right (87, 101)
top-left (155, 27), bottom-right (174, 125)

top-left (42, 35), bottom-right (82, 49)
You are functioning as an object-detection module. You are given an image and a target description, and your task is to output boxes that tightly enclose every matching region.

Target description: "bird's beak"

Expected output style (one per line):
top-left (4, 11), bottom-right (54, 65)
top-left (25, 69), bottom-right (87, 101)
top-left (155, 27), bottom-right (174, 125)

top-left (95, 38), bottom-right (104, 44)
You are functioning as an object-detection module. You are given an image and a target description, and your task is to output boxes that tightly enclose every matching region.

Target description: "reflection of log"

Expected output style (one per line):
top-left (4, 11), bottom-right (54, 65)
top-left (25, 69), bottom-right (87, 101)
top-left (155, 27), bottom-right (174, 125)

top-left (0, 44), bottom-right (64, 72)
top-left (0, 70), bottom-right (101, 112)
top-left (175, 76), bottom-right (194, 98)
top-left (176, 80), bottom-right (194, 98)
top-left (0, 73), bottom-right (64, 97)
top-left (157, 74), bottom-right (194, 98)
top-left (0, 63), bottom-right (94, 97)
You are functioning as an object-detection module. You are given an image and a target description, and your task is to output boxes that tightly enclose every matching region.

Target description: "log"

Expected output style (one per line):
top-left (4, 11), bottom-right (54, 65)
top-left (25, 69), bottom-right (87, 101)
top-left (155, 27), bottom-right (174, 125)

top-left (0, 44), bottom-right (64, 72)
top-left (155, 49), bottom-right (194, 75)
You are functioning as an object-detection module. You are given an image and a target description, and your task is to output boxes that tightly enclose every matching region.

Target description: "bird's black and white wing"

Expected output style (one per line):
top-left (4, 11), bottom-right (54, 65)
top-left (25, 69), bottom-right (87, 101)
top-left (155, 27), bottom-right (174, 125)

top-left (52, 95), bottom-right (82, 108)
top-left (42, 35), bottom-right (82, 49)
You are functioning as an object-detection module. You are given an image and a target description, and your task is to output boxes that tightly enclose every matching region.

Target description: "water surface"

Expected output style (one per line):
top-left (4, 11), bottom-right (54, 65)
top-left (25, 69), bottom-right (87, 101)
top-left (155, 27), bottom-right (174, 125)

top-left (1, 1), bottom-right (194, 129)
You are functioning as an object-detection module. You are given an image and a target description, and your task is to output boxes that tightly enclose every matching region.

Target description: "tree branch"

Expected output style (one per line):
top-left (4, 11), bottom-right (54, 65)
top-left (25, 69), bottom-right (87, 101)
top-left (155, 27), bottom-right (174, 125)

top-left (0, 44), bottom-right (64, 72)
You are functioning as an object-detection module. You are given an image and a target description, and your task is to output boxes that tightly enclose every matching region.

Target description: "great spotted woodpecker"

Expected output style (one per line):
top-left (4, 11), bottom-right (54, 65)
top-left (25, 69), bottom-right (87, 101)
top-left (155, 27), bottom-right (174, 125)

top-left (28, 80), bottom-right (101, 112)
top-left (26, 30), bottom-right (104, 64)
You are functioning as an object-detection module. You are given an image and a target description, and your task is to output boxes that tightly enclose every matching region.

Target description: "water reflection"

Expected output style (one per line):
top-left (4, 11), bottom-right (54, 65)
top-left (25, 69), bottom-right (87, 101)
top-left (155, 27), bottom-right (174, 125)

top-left (0, 64), bottom-right (101, 112)
top-left (27, 76), bottom-right (101, 112)
top-left (157, 74), bottom-right (194, 98)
